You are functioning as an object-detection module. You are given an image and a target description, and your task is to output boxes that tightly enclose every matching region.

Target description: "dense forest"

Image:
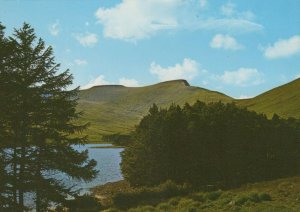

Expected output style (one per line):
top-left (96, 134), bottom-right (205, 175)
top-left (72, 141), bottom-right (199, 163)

top-left (121, 101), bottom-right (300, 188)
top-left (0, 23), bottom-right (98, 211)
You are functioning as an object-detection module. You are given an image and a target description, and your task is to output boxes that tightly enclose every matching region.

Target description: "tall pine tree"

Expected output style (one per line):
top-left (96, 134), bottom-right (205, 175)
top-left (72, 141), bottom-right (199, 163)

top-left (0, 22), bottom-right (16, 210)
top-left (0, 23), bottom-right (97, 211)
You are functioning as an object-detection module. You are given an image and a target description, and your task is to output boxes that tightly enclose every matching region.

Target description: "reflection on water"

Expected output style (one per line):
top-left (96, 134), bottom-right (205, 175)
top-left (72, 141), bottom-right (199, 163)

top-left (74, 144), bottom-right (124, 193)
top-left (24, 144), bottom-right (123, 208)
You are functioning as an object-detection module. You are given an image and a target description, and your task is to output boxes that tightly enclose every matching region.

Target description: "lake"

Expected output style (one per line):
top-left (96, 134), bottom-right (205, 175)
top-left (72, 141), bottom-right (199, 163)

top-left (74, 144), bottom-right (124, 194)
top-left (23, 144), bottom-right (123, 208)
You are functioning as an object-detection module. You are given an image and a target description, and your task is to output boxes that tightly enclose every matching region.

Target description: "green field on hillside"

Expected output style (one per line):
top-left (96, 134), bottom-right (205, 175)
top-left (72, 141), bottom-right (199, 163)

top-left (77, 79), bottom-right (300, 143)
top-left (77, 80), bottom-right (232, 142)
top-left (236, 78), bottom-right (300, 119)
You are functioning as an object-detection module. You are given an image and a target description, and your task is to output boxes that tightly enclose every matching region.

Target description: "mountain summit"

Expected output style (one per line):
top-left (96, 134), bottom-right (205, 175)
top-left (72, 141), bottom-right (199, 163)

top-left (78, 80), bottom-right (231, 141)
top-left (78, 79), bottom-right (300, 142)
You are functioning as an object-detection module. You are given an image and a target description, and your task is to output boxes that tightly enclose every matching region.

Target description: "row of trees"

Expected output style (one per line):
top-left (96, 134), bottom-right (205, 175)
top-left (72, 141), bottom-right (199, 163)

top-left (121, 101), bottom-right (300, 188)
top-left (0, 23), bottom-right (97, 211)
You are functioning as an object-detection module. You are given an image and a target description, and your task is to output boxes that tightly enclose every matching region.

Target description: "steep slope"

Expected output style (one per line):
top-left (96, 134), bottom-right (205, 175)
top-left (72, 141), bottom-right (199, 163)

top-left (77, 80), bottom-right (232, 142)
top-left (236, 78), bottom-right (300, 119)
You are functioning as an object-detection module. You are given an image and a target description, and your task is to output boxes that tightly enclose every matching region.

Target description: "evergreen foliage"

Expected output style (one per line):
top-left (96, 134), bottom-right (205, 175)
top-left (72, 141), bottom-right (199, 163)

top-left (112, 180), bottom-right (190, 210)
top-left (65, 194), bottom-right (102, 212)
top-left (121, 101), bottom-right (300, 188)
top-left (0, 23), bottom-right (97, 211)
top-left (102, 133), bottom-right (132, 146)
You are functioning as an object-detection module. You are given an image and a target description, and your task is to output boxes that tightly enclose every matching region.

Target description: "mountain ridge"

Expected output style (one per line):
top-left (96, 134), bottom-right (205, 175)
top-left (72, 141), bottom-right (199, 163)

top-left (77, 78), bottom-right (300, 142)
top-left (84, 79), bottom-right (190, 90)
top-left (236, 78), bottom-right (300, 118)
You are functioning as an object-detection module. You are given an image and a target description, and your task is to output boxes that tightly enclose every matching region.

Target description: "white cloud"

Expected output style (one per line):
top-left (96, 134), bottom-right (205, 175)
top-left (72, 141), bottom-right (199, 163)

top-left (81, 75), bottom-right (140, 89)
top-left (75, 33), bottom-right (98, 47)
top-left (150, 58), bottom-right (200, 82)
top-left (74, 59), bottom-right (87, 66)
top-left (221, 2), bottom-right (255, 20)
top-left (236, 95), bottom-right (254, 99)
top-left (197, 18), bottom-right (263, 33)
top-left (95, 0), bottom-right (181, 41)
top-left (221, 2), bottom-right (235, 17)
top-left (49, 20), bottom-right (60, 36)
top-left (295, 74), bottom-right (300, 79)
top-left (81, 75), bottom-right (110, 89)
top-left (210, 34), bottom-right (242, 50)
top-left (202, 80), bottom-right (209, 86)
top-left (241, 11), bottom-right (256, 21)
top-left (196, 2), bottom-right (260, 33)
top-left (95, 0), bottom-right (262, 41)
top-left (217, 68), bottom-right (264, 86)
top-left (199, 0), bottom-right (207, 8)
top-left (118, 78), bottom-right (139, 87)
top-left (263, 35), bottom-right (300, 59)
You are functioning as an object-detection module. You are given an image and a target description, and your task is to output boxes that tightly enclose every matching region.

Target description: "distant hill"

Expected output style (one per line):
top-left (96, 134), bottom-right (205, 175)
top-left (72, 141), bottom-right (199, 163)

top-left (77, 80), bottom-right (232, 142)
top-left (236, 78), bottom-right (300, 119)
top-left (77, 78), bottom-right (300, 142)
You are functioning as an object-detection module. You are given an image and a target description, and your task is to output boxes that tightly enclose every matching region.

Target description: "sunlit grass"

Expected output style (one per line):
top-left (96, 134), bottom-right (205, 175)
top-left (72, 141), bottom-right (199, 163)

top-left (77, 80), bottom-right (232, 143)
top-left (97, 176), bottom-right (300, 212)
top-left (78, 79), bottom-right (300, 143)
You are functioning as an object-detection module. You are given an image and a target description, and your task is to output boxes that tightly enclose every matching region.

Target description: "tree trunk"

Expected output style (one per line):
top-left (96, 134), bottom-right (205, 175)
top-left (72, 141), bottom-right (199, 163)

top-left (12, 146), bottom-right (18, 209)
top-left (35, 148), bottom-right (41, 212)
top-left (18, 145), bottom-right (25, 211)
top-left (36, 188), bottom-right (41, 212)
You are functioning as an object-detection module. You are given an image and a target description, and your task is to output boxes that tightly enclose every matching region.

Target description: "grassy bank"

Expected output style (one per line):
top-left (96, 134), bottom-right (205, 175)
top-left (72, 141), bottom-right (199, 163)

top-left (92, 176), bottom-right (300, 211)
top-left (89, 145), bottom-right (124, 149)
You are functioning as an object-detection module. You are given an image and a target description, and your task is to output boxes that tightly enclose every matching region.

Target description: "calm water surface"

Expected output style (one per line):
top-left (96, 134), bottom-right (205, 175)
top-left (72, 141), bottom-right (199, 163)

top-left (25, 144), bottom-right (123, 208)
top-left (74, 144), bottom-right (124, 193)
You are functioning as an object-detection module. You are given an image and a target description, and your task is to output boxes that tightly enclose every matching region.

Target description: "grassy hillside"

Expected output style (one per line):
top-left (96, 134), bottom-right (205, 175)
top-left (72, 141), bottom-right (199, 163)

top-left (77, 80), bottom-right (232, 142)
top-left (77, 78), bottom-right (300, 143)
top-left (93, 176), bottom-right (300, 212)
top-left (237, 78), bottom-right (300, 119)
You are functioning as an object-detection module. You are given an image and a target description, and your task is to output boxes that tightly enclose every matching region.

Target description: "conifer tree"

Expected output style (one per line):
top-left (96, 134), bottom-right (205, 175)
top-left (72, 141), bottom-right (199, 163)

top-left (0, 23), bottom-right (97, 211)
top-left (122, 101), bottom-right (300, 187)
top-left (0, 22), bottom-right (15, 210)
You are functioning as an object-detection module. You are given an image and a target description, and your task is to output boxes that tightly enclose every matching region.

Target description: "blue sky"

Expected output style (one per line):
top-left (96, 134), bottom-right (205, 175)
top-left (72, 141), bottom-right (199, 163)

top-left (1, 0), bottom-right (300, 98)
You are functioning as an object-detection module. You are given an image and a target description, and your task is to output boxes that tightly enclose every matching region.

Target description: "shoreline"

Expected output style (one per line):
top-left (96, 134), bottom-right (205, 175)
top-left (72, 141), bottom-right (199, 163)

top-left (89, 145), bottom-right (124, 149)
